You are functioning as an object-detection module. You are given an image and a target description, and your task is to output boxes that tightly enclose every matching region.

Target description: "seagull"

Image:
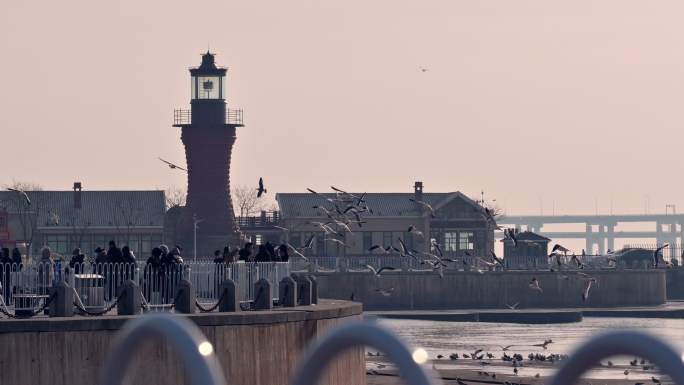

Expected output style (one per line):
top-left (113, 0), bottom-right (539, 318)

top-left (302, 234), bottom-right (315, 249)
top-left (375, 288), bottom-right (395, 296)
top-left (431, 239), bottom-right (444, 258)
top-left (653, 243), bottom-right (670, 268)
top-left (582, 279), bottom-right (596, 302)
top-left (651, 376), bottom-right (661, 384)
top-left (529, 278), bottom-right (543, 293)
top-left (491, 251), bottom-right (505, 267)
top-left (368, 245), bottom-right (390, 254)
top-left (419, 67), bottom-right (428, 72)
top-left (506, 302), bottom-right (519, 310)
top-left (397, 238), bottom-right (416, 259)
top-left (48, 211), bottom-right (60, 226)
top-left (498, 345), bottom-right (514, 351)
top-left (158, 157), bottom-right (187, 172)
top-left (571, 254), bottom-right (585, 269)
top-left (409, 198), bottom-right (435, 217)
top-left (504, 228), bottom-right (518, 247)
top-left (551, 244), bottom-right (570, 254)
top-left (324, 238), bottom-right (347, 247)
top-left (7, 188), bottom-right (31, 206)
top-left (533, 339), bottom-right (553, 349)
top-left (285, 243), bottom-right (309, 261)
top-left (407, 225), bottom-right (424, 239)
top-left (365, 265), bottom-right (397, 276)
top-left (256, 177), bottom-right (267, 198)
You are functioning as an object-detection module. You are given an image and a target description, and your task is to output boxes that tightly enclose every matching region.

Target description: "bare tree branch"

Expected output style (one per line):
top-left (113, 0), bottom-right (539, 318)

top-left (165, 186), bottom-right (186, 209)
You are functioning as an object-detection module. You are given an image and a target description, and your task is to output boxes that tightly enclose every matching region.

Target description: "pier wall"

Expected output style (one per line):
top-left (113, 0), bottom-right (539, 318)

top-left (315, 270), bottom-right (665, 310)
top-left (0, 300), bottom-right (364, 385)
top-left (666, 269), bottom-right (684, 299)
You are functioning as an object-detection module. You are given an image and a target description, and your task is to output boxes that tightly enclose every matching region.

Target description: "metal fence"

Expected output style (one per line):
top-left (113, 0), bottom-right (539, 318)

top-left (289, 255), bottom-right (618, 273)
top-left (0, 261), bottom-right (290, 313)
top-left (101, 313), bottom-right (684, 385)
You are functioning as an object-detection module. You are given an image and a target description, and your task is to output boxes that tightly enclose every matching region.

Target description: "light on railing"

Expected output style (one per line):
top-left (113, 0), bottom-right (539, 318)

top-left (412, 348), bottom-right (428, 364)
top-left (198, 341), bottom-right (214, 356)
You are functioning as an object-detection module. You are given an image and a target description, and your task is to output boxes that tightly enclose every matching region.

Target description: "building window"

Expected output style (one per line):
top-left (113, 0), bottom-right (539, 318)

top-left (254, 234), bottom-right (263, 245)
top-left (459, 231), bottom-right (474, 250)
top-left (46, 235), bottom-right (69, 256)
top-left (444, 232), bottom-right (458, 251)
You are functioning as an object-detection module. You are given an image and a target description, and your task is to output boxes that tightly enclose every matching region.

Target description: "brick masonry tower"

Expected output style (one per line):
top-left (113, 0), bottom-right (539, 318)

top-left (173, 52), bottom-right (244, 255)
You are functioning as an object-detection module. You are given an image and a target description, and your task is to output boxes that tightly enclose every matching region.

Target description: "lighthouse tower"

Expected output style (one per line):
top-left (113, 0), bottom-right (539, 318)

top-left (173, 51), bottom-right (243, 254)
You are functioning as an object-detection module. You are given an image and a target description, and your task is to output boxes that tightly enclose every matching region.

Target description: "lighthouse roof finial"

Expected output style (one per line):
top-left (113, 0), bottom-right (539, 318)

top-left (190, 50), bottom-right (226, 76)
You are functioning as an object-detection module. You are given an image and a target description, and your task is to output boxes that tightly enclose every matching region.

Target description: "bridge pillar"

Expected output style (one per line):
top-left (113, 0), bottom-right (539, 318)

top-left (606, 223), bottom-right (615, 253)
top-left (585, 223), bottom-right (593, 254)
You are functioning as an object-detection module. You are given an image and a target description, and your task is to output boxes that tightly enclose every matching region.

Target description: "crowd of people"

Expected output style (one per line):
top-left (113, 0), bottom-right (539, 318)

top-left (213, 242), bottom-right (289, 264)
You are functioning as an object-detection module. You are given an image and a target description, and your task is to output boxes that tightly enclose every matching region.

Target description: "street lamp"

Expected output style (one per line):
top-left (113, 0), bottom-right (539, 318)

top-left (192, 214), bottom-right (204, 261)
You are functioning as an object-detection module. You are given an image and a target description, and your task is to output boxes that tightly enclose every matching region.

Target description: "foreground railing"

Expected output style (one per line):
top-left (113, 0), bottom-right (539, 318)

top-left (0, 261), bottom-right (290, 313)
top-left (100, 313), bottom-right (684, 385)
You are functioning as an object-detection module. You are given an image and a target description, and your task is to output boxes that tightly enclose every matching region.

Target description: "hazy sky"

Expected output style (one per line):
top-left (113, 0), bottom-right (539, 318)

top-left (2, 1), bottom-right (684, 216)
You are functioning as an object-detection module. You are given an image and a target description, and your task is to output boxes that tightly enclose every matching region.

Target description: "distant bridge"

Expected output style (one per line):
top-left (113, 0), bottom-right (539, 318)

top-left (497, 214), bottom-right (684, 254)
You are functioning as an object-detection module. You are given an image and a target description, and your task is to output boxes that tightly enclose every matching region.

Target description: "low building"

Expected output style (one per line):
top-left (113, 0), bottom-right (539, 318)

top-left (274, 182), bottom-right (496, 257)
top-left (501, 230), bottom-right (550, 269)
top-left (0, 184), bottom-right (165, 259)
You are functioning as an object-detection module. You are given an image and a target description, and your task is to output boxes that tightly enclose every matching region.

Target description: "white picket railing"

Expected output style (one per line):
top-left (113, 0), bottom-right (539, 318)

top-left (0, 261), bottom-right (291, 311)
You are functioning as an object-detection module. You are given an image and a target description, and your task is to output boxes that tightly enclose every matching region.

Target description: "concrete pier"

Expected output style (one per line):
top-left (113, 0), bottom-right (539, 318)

top-left (315, 270), bottom-right (666, 311)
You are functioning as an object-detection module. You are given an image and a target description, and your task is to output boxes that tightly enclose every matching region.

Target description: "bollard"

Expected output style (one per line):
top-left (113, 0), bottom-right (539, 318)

top-left (292, 274), bottom-right (312, 306)
top-left (308, 274), bottom-right (318, 304)
top-left (279, 276), bottom-right (297, 307)
top-left (218, 279), bottom-right (239, 312)
top-left (253, 278), bottom-right (272, 310)
top-left (175, 279), bottom-right (196, 314)
top-left (49, 281), bottom-right (74, 317)
top-left (117, 280), bottom-right (142, 316)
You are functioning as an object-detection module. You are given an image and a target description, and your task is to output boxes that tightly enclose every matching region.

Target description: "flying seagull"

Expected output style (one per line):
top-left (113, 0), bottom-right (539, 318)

top-left (504, 228), bottom-right (518, 247)
top-left (529, 278), bottom-right (543, 293)
top-left (257, 177), bottom-right (267, 198)
top-left (7, 188), bottom-right (31, 206)
top-left (375, 287), bottom-right (395, 297)
top-left (582, 278), bottom-right (596, 302)
top-left (653, 243), bottom-right (670, 268)
top-left (364, 265), bottom-right (397, 276)
top-left (158, 157), bottom-right (187, 172)
top-left (409, 198), bottom-right (436, 217)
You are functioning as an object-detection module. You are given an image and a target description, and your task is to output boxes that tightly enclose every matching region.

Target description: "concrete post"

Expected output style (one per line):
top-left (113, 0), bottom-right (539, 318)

top-left (49, 281), bottom-right (74, 317)
top-left (293, 274), bottom-right (312, 306)
top-left (117, 280), bottom-right (142, 316)
top-left (338, 258), bottom-right (348, 273)
top-left (253, 278), bottom-right (272, 310)
top-left (218, 279), bottom-right (239, 312)
top-left (308, 274), bottom-right (318, 304)
top-left (174, 279), bottom-right (195, 314)
top-left (279, 276), bottom-right (297, 307)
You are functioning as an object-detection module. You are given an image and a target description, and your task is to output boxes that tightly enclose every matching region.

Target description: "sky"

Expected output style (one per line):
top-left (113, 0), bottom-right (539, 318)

top-left (1, 1), bottom-right (684, 217)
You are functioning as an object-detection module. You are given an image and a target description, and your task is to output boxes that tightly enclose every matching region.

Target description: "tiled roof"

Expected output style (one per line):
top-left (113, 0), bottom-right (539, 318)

top-left (277, 192), bottom-right (464, 218)
top-left (0, 190), bottom-right (165, 228)
top-left (500, 231), bottom-right (551, 242)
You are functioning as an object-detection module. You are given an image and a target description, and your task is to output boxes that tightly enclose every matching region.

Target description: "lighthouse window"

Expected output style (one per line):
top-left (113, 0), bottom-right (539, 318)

top-left (195, 76), bottom-right (221, 99)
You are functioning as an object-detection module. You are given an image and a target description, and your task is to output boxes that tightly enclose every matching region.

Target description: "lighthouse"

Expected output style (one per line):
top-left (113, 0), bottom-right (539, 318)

top-left (173, 51), bottom-right (243, 255)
